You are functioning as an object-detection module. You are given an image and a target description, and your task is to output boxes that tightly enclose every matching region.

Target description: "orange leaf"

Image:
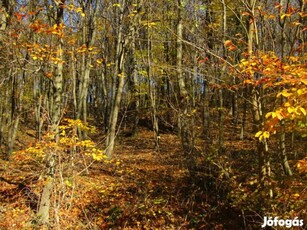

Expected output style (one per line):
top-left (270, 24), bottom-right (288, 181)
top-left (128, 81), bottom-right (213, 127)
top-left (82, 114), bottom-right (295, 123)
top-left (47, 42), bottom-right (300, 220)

top-left (228, 45), bottom-right (237, 51)
top-left (224, 40), bottom-right (233, 47)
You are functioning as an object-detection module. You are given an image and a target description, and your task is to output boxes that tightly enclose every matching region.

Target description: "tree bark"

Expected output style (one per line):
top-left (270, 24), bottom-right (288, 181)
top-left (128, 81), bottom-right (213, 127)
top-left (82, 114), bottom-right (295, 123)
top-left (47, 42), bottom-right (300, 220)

top-left (37, 0), bottom-right (65, 225)
top-left (77, 1), bottom-right (99, 126)
top-left (176, 0), bottom-right (193, 155)
top-left (105, 0), bottom-right (126, 158)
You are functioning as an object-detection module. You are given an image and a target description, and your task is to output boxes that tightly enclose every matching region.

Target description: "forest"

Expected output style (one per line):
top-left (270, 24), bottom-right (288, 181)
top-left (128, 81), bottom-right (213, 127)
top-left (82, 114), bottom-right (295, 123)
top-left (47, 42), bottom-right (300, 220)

top-left (0, 0), bottom-right (306, 229)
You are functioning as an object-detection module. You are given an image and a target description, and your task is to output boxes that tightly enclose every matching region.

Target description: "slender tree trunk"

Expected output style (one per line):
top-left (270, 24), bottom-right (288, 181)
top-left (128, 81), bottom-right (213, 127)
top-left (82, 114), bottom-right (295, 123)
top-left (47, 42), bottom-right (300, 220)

top-left (146, 8), bottom-right (159, 149)
top-left (202, 79), bottom-right (210, 140)
top-left (128, 2), bottom-right (143, 135)
top-left (7, 74), bottom-right (24, 157)
top-left (278, 0), bottom-right (292, 176)
top-left (240, 87), bottom-right (248, 140)
top-left (101, 63), bottom-right (108, 132)
top-left (176, 0), bottom-right (193, 154)
top-left (105, 70), bottom-right (125, 158)
top-left (106, 0), bottom-right (126, 158)
top-left (77, 2), bottom-right (98, 126)
top-left (232, 77), bottom-right (239, 126)
top-left (246, 0), bottom-right (271, 197)
top-left (131, 25), bottom-right (140, 136)
top-left (34, 75), bottom-right (44, 141)
top-left (218, 0), bottom-right (228, 153)
top-left (37, 1), bottom-right (65, 225)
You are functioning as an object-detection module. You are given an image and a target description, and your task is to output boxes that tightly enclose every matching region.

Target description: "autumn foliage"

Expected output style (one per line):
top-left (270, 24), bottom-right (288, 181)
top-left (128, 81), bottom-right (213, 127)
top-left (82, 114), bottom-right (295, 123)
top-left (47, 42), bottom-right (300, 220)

top-left (0, 0), bottom-right (306, 229)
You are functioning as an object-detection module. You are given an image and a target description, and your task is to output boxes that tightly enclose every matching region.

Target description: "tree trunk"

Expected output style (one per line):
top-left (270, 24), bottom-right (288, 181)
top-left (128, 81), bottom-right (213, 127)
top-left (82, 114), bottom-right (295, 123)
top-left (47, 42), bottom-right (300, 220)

top-left (105, 0), bottom-right (126, 158)
top-left (278, 0), bottom-right (292, 176)
top-left (202, 79), bottom-right (210, 140)
top-left (176, 0), bottom-right (193, 154)
top-left (247, 0), bottom-right (271, 196)
top-left (77, 1), bottom-right (98, 126)
top-left (147, 8), bottom-right (160, 149)
top-left (105, 71), bottom-right (125, 159)
top-left (131, 25), bottom-right (140, 136)
top-left (217, 0), bottom-right (228, 153)
top-left (37, 0), bottom-right (65, 225)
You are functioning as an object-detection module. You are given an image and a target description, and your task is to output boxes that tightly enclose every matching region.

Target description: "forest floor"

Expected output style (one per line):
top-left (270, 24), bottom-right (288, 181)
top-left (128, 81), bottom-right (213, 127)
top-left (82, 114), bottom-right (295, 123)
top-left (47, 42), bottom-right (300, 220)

top-left (0, 123), bottom-right (305, 229)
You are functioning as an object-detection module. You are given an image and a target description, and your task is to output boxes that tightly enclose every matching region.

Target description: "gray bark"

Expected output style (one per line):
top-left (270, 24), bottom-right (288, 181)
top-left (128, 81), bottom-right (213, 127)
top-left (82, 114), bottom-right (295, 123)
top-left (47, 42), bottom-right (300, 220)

top-left (105, 0), bottom-right (126, 158)
top-left (37, 0), bottom-right (65, 225)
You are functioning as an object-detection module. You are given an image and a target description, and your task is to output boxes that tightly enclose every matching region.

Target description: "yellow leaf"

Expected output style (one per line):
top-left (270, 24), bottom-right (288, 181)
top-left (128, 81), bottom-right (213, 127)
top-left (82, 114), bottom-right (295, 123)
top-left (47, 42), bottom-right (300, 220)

top-left (278, 90), bottom-right (292, 98)
top-left (65, 180), bottom-right (73, 187)
top-left (297, 158), bottom-right (307, 173)
top-left (118, 72), bottom-right (125, 77)
top-left (300, 107), bottom-right (306, 116)
top-left (75, 7), bottom-right (82, 13)
top-left (81, 13), bottom-right (85, 17)
top-left (281, 13), bottom-right (291, 20)
top-left (255, 131), bottom-right (262, 138)
top-left (284, 102), bottom-right (291, 107)
top-left (276, 111), bottom-right (284, 120)
top-left (282, 91), bottom-right (292, 97)
top-left (287, 107), bottom-right (295, 113)
top-left (301, 79), bottom-right (307, 85)
top-left (92, 153), bottom-right (104, 161)
top-left (265, 112), bottom-right (273, 119)
top-left (263, 131), bottom-right (270, 139)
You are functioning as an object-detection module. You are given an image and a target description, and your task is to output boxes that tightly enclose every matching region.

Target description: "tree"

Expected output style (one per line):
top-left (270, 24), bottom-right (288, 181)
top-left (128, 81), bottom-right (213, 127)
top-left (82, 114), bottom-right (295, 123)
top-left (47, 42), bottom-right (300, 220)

top-left (36, 0), bottom-right (66, 225)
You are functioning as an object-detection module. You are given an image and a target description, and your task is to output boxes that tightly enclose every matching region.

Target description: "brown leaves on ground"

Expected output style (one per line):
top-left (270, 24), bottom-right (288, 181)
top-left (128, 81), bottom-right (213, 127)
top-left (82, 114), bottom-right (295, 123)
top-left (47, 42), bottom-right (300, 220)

top-left (0, 129), bottom-right (225, 229)
top-left (0, 128), bottom-right (306, 229)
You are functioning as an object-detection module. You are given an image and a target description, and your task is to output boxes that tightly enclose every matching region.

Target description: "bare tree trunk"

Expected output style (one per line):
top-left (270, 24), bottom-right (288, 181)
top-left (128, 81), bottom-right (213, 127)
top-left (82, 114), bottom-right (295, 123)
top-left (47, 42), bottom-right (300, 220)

top-left (101, 63), bottom-right (108, 132)
top-left (240, 87), bottom-right (248, 140)
top-left (202, 79), bottom-right (210, 140)
top-left (176, 0), bottom-right (193, 155)
top-left (105, 69), bottom-right (125, 159)
top-left (7, 74), bottom-right (24, 157)
top-left (278, 0), bottom-right (292, 176)
top-left (218, 0), bottom-right (228, 153)
top-left (146, 8), bottom-right (160, 149)
top-left (77, 1), bottom-right (99, 126)
top-left (105, 0), bottom-right (126, 158)
top-left (131, 24), bottom-right (140, 136)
